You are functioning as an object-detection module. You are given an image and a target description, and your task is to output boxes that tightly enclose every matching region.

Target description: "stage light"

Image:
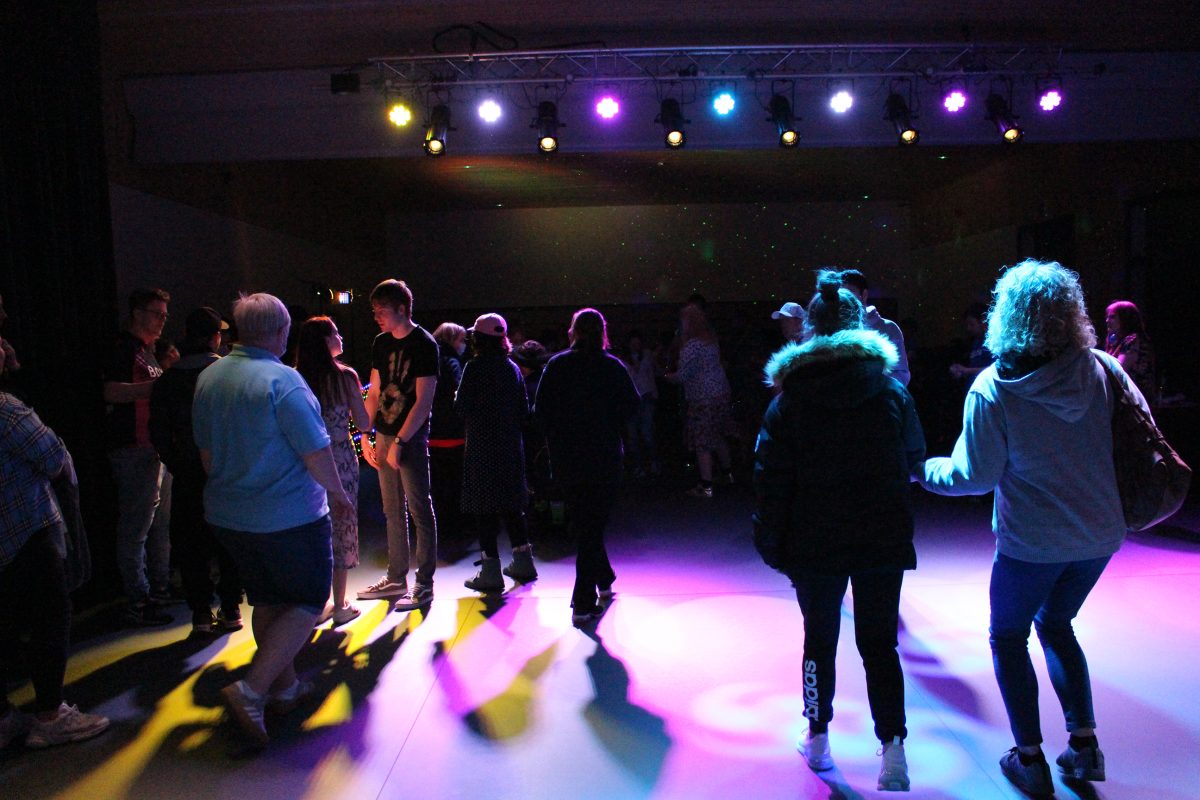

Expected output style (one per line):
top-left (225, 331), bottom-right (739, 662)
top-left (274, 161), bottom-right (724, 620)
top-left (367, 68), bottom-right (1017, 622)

top-left (885, 93), bottom-right (919, 145)
top-left (768, 94), bottom-right (798, 147)
top-left (985, 93), bottom-right (1022, 143)
top-left (424, 104), bottom-right (450, 155)
top-left (713, 91), bottom-right (736, 116)
top-left (388, 101), bottom-right (412, 128)
top-left (534, 101), bottom-right (560, 153)
top-left (595, 96), bottom-right (620, 120)
top-left (1039, 89), bottom-right (1062, 111)
top-left (478, 99), bottom-right (502, 123)
top-left (943, 90), bottom-right (967, 113)
top-left (829, 89), bottom-right (853, 114)
top-left (658, 98), bottom-right (687, 148)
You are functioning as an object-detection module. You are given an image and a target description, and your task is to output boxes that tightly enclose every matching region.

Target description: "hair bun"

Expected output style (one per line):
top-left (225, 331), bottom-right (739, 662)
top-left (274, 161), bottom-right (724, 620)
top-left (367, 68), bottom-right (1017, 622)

top-left (817, 274), bottom-right (842, 301)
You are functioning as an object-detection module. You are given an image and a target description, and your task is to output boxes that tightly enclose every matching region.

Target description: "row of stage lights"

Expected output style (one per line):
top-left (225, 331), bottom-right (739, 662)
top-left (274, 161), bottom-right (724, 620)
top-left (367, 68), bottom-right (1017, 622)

top-left (385, 84), bottom-right (1063, 155)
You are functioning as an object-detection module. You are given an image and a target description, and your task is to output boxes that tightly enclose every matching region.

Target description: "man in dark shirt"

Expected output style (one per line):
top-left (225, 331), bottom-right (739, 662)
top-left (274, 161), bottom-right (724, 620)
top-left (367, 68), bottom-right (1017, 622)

top-left (102, 288), bottom-right (173, 626)
top-left (359, 280), bottom-right (439, 612)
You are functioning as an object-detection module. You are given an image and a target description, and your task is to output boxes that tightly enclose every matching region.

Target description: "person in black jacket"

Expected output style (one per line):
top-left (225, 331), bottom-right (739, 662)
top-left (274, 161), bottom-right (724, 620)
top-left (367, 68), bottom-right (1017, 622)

top-left (753, 273), bottom-right (925, 791)
top-left (149, 307), bottom-right (243, 636)
top-left (534, 308), bottom-right (639, 626)
top-left (429, 323), bottom-right (467, 556)
top-left (455, 313), bottom-right (536, 591)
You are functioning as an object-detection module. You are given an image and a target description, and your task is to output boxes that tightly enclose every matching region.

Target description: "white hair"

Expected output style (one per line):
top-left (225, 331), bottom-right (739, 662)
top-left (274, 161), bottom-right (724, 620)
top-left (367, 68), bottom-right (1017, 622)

top-left (985, 260), bottom-right (1096, 361)
top-left (233, 293), bottom-right (291, 346)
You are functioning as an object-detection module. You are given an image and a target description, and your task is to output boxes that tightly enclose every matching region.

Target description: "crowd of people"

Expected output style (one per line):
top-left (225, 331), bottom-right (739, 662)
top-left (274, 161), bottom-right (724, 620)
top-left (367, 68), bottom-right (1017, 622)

top-left (0, 263), bottom-right (1162, 793)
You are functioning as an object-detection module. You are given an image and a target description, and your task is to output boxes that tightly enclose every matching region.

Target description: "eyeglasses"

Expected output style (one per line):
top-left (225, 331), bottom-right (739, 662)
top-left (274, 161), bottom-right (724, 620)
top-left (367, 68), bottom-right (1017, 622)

top-left (138, 308), bottom-right (169, 321)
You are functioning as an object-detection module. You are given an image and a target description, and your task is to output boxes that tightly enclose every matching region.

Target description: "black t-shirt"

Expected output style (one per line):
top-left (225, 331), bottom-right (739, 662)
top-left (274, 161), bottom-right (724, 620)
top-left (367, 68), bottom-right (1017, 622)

top-left (371, 325), bottom-right (439, 436)
top-left (102, 330), bottom-right (162, 450)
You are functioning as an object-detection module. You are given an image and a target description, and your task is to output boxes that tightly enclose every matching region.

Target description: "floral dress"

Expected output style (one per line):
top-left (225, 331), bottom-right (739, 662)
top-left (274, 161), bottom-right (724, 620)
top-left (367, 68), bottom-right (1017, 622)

top-left (323, 400), bottom-right (359, 569)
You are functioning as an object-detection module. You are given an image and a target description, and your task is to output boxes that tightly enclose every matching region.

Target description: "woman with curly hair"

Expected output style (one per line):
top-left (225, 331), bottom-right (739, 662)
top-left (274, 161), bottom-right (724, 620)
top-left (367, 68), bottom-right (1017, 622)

top-left (918, 260), bottom-right (1151, 796)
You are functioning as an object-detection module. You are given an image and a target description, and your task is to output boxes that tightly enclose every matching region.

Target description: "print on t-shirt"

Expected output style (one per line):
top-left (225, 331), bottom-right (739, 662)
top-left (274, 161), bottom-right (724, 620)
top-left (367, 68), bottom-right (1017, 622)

top-left (372, 326), bottom-right (439, 437)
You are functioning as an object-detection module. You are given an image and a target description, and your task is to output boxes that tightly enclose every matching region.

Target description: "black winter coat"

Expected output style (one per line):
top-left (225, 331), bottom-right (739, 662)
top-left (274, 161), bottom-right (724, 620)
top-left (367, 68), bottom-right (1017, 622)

top-left (753, 330), bottom-right (925, 577)
top-left (455, 354), bottom-right (528, 513)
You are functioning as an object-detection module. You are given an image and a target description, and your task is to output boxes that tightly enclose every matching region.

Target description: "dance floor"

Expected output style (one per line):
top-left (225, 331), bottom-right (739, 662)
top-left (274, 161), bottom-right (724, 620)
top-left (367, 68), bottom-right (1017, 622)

top-left (3, 483), bottom-right (1199, 799)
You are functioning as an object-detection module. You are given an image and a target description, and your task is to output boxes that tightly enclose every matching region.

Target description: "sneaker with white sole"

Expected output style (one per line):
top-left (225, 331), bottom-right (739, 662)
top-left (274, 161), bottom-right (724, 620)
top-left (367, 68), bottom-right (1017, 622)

top-left (266, 679), bottom-right (316, 714)
top-left (878, 737), bottom-right (910, 791)
top-left (392, 584), bottom-right (433, 612)
top-left (797, 728), bottom-right (834, 771)
top-left (221, 680), bottom-right (268, 746)
top-left (0, 708), bottom-right (30, 749)
top-left (357, 576), bottom-right (408, 600)
top-left (332, 603), bottom-right (361, 625)
top-left (1056, 741), bottom-right (1105, 782)
top-left (1000, 747), bottom-right (1054, 798)
top-left (25, 703), bottom-right (109, 748)
top-left (685, 484), bottom-right (714, 498)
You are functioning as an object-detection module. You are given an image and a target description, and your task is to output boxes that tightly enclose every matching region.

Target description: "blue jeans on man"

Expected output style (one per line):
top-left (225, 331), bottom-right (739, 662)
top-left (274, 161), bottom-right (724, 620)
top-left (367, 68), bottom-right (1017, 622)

top-left (989, 551), bottom-right (1111, 747)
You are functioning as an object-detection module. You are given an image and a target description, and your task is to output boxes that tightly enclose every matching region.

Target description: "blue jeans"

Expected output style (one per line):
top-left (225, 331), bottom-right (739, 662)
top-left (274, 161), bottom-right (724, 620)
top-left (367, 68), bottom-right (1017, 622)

top-left (989, 551), bottom-right (1111, 747)
top-left (109, 447), bottom-right (170, 602)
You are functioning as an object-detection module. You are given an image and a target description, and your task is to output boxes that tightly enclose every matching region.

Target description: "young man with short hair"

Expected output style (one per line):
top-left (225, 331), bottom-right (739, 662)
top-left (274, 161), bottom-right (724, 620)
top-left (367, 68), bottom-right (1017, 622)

top-left (359, 280), bottom-right (439, 611)
top-left (102, 288), bottom-right (174, 626)
top-left (837, 270), bottom-right (911, 386)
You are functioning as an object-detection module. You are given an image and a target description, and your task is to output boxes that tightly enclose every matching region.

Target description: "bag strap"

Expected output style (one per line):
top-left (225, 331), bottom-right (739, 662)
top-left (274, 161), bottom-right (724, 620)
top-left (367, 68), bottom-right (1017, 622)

top-left (1093, 351), bottom-right (1127, 417)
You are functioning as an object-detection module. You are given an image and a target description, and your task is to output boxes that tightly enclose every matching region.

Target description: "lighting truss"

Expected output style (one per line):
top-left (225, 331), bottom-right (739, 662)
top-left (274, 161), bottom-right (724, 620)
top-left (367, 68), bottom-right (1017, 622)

top-left (369, 43), bottom-right (1072, 91)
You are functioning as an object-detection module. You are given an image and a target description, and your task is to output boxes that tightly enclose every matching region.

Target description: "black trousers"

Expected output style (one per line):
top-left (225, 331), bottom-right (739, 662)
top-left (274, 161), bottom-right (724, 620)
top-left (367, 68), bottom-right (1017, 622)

top-left (429, 445), bottom-right (465, 546)
top-left (475, 511), bottom-right (529, 559)
top-left (0, 528), bottom-right (71, 713)
top-left (793, 569), bottom-right (907, 743)
top-left (564, 482), bottom-right (617, 612)
top-left (170, 470), bottom-right (242, 613)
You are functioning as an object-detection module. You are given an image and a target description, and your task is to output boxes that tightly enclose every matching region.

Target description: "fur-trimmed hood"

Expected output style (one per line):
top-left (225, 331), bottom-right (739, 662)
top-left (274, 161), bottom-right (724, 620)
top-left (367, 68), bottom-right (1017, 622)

top-left (763, 329), bottom-right (900, 407)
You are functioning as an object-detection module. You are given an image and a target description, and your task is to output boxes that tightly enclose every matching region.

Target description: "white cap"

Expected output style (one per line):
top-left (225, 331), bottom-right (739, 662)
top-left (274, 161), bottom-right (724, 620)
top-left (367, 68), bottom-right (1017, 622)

top-left (469, 312), bottom-right (508, 337)
top-left (771, 302), bottom-right (807, 320)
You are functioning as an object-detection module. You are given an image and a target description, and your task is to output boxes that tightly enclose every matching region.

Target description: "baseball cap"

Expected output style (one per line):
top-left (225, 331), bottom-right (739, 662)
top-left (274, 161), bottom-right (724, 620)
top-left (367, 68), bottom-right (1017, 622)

top-left (771, 302), bottom-right (807, 320)
top-left (469, 312), bottom-right (508, 338)
top-left (184, 306), bottom-right (229, 341)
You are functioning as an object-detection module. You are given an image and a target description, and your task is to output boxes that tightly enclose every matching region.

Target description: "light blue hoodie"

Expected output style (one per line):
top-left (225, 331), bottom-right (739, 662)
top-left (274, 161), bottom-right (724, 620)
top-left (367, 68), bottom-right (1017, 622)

top-left (921, 347), bottom-right (1148, 563)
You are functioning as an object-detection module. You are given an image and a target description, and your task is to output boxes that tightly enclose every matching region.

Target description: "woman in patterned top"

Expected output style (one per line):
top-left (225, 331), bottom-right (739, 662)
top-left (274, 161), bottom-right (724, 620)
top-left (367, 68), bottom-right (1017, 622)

top-left (1105, 300), bottom-right (1157, 403)
top-left (666, 303), bottom-right (734, 497)
top-left (295, 316), bottom-right (371, 625)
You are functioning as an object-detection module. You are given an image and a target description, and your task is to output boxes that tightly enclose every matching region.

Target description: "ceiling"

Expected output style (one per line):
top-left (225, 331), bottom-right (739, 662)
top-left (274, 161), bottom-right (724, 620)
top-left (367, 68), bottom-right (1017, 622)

top-left (98, 2), bottom-right (1200, 258)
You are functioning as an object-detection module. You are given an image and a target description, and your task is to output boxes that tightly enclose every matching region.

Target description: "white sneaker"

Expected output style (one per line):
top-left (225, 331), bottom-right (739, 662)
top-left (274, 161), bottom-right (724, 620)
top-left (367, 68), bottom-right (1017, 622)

top-left (25, 703), bottom-right (109, 748)
top-left (356, 576), bottom-right (407, 600)
top-left (878, 737), bottom-right (910, 791)
top-left (797, 728), bottom-right (834, 771)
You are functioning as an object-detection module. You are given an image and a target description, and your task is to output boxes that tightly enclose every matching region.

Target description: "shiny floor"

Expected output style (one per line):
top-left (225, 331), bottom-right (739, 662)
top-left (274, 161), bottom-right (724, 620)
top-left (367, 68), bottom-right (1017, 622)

top-left (3, 486), bottom-right (1199, 800)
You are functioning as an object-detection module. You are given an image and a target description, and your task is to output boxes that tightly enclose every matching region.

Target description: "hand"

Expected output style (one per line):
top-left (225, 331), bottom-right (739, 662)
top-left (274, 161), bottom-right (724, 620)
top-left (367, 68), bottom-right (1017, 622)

top-left (0, 338), bottom-right (18, 373)
top-left (331, 490), bottom-right (355, 516)
top-left (385, 438), bottom-right (402, 470)
top-left (362, 438), bottom-right (379, 469)
top-left (949, 363), bottom-right (965, 379)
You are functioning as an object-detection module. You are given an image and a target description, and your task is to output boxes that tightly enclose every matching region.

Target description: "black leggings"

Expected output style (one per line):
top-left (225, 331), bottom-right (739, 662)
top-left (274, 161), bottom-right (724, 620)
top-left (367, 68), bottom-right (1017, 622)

top-left (475, 511), bottom-right (529, 559)
top-left (0, 528), bottom-right (71, 713)
top-left (794, 569), bottom-right (907, 743)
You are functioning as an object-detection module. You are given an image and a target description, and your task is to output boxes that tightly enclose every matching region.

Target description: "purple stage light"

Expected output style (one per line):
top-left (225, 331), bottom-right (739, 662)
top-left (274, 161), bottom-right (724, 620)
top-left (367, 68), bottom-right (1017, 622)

top-left (1039, 90), bottom-right (1062, 111)
top-left (596, 96), bottom-right (619, 120)
top-left (943, 90), bottom-right (967, 113)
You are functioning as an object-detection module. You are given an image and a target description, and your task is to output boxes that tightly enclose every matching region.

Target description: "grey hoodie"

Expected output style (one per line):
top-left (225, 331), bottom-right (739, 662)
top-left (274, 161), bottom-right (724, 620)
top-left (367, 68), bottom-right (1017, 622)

top-left (921, 347), bottom-right (1148, 563)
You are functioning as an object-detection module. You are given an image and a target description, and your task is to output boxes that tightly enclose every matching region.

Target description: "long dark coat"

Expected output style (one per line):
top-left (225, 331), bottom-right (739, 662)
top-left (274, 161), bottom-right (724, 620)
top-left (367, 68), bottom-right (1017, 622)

top-left (455, 353), bottom-right (528, 513)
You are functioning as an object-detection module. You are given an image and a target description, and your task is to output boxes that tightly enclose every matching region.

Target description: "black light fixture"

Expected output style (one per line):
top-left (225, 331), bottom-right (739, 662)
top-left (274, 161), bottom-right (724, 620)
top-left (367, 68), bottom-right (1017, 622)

top-left (769, 94), bottom-right (799, 147)
top-left (533, 101), bottom-right (560, 153)
top-left (985, 93), bottom-right (1023, 142)
top-left (330, 73), bottom-right (360, 95)
top-left (885, 93), bottom-right (919, 145)
top-left (657, 98), bottom-right (687, 148)
top-left (424, 104), bottom-right (451, 156)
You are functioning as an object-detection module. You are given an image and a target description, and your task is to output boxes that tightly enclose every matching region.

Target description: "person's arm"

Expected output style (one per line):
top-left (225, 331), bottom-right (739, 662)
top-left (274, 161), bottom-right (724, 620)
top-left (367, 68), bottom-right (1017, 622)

top-left (199, 448), bottom-right (212, 474)
top-left (919, 390), bottom-right (1006, 495)
top-left (2, 399), bottom-right (68, 479)
top-left (887, 322), bottom-right (911, 386)
top-left (343, 369), bottom-right (371, 432)
top-left (751, 397), bottom-right (795, 571)
top-left (362, 368), bottom-right (382, 469)
top-left (302, 446), bottom-right (354, 514)
top-left (386, 374), bottom-right (437, 469)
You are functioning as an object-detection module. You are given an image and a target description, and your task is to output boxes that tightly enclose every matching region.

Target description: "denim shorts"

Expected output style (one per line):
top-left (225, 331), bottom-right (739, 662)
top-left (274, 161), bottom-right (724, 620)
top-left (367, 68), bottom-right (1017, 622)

top-left (213, 515), bottom-right (332, 614)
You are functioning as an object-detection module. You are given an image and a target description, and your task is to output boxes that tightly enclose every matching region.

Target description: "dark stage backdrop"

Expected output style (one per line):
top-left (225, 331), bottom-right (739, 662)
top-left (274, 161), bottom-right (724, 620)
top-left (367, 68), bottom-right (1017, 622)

top-left (385, 201), bottom-right (913, 311)
top-left (1, 2), bottom-right (120, 596)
